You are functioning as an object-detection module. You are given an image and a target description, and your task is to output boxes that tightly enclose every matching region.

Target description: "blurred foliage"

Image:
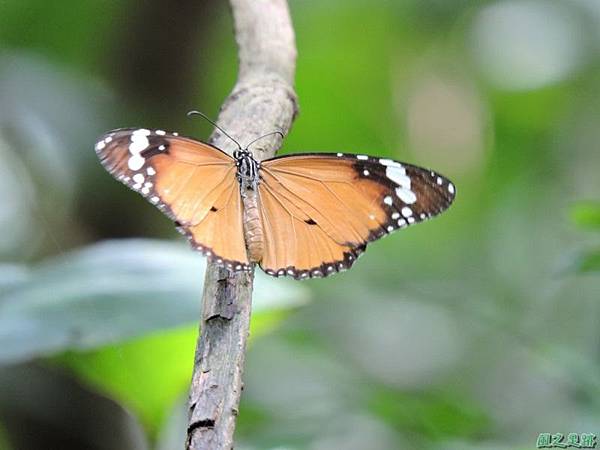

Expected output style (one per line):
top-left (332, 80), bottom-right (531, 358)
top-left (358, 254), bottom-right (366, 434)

top-left (0, 239), bottom-right (307, 365)
top-left (566, 249), bottom-right (600, 274)
top-left (369, 386), bottom-right (489, 441)
top-left (1, 0), bottom-right (599, 449)
top-left (56, 309), bottom-right (295, 438)
top-left (571, 201), bottom-right (600, 230)
top-left (566, 202), bottom-right (600, 274)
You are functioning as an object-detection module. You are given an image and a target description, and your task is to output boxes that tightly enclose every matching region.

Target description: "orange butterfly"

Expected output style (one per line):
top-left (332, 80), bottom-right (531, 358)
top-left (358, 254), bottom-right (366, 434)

top-left (95, 126), bottom-right (455, 279)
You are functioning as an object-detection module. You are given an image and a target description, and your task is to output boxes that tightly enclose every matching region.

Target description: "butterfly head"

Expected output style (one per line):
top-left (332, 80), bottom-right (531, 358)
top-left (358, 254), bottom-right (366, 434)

top-left (233, 149), bottom-right (251, 159)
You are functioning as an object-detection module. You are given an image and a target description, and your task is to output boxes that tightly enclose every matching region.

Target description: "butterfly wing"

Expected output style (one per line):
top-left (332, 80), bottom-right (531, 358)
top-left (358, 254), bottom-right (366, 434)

top-left (258, 153), bottom-right (455, 279)
top-left (95, 128), bottom-right (250, 269)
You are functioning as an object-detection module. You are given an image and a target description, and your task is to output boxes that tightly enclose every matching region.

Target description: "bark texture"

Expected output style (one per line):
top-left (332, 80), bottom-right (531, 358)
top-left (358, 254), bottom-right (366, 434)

top-left (186, 1), bottom-right (298, 449)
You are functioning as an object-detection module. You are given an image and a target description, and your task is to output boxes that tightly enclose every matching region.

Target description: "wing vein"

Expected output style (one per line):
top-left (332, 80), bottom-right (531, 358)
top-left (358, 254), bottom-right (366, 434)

top-left (261, 167), bottom-right (367, 243)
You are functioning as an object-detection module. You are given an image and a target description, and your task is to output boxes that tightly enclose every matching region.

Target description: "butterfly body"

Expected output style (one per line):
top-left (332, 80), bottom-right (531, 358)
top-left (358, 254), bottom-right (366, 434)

top-left (95, 128), bottom-right (455, 279)
top-left (234, 149), bottom-right (261, 189)
top-left (231, 149), bottom-right (264, 262)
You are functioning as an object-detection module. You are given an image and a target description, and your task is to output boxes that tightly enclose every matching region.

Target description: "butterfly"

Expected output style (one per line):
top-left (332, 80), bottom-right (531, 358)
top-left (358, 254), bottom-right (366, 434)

top-left (95, 125), bottom-right (455, 279)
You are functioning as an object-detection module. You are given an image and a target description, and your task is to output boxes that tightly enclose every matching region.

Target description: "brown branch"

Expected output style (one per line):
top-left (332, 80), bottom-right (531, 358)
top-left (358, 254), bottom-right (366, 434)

top-left (186, 1), bottom-right (298, 449)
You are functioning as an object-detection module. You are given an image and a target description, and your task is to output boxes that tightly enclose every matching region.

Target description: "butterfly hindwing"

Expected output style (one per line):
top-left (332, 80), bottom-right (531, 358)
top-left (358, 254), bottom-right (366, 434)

top-left (258, 153), bottom-right (455, 279)
top-left (95, 128), bottom-right (250, 269)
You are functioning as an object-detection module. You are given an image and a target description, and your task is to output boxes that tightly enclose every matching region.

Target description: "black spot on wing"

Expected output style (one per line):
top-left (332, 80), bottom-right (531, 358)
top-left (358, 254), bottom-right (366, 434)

top-left (140, 138), bottom-right (170, 158)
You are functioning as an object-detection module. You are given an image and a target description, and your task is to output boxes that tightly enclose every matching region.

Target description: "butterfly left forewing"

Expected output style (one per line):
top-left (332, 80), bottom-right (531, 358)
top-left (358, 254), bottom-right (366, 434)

top-left (258, 153), bottom-right (455, 279)
top-left (95, 128), bottom-right (250, 269)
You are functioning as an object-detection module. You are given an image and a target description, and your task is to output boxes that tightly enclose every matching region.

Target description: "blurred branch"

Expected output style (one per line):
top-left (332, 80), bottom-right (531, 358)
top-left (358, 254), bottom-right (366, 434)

top-left (186, 1), bottom-right (298, 449)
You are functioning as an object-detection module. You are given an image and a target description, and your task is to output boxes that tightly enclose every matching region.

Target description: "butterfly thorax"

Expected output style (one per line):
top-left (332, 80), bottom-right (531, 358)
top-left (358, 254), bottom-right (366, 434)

top-left (235, 150), bottom-right (264, 263)
top-left (234, 150), bottom-right (260, 190)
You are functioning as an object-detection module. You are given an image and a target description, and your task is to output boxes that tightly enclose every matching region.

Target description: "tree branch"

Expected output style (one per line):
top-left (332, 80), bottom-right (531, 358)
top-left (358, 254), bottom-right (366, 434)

top-left (186, 1), bottom-right (298, 449)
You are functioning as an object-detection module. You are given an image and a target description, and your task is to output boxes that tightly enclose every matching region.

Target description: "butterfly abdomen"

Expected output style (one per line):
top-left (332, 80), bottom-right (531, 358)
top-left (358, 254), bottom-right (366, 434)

top-left (242, 187), bottom-right (264, 263)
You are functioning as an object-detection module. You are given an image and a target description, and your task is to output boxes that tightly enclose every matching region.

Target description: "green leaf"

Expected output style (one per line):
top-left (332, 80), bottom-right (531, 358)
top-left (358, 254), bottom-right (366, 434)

top-left (0, 239), bottom-right (309, 365)
top-left (57, 308), bottom-right (296, 438)
top-left (570, 201), bottom-right (600, 230)
top-left (58, 326), bottom-right (196, 438)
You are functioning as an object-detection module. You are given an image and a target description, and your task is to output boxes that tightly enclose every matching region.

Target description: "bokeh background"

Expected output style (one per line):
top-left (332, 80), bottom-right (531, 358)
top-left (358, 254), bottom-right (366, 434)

top-left (1, 0), bottom-right (600, 449)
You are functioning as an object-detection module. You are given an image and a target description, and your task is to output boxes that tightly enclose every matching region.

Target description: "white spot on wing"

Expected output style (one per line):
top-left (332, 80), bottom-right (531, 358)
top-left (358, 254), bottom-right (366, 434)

top-left (129, 130), bottom-right (150, 152)
top-left (357, 154), bottom-right (369, 160)
top-left (363, 169), bottom-right (370, 176)
top-left (383, 196), bottom-right (393, 205)
top-left (448, 183), bottom-right (455, 194)
top-left (379, 158), bottom-right (402, 168)
top-left (155, 130), bottom-right (166, 135)
top-left (437, 176), bottom-right (443, 185)
top-left (401, 206), bottom-right (413, 217)
top-left (337, 153), bottom-right (343, 157)
top-left (395, 186), bottom-right (417, 204)
top-left (386, 166), bottom-right (410, 188)
top-left (128, 154), bottom-right (145, 170)
top-left (146, 167), bottom-right (156, 176)
top-left (128, 129), bottom-right (151, 168)
top-left (392, 212), bottom-right (400, 219)
top-left (132, 173), bottom-right (145, 184)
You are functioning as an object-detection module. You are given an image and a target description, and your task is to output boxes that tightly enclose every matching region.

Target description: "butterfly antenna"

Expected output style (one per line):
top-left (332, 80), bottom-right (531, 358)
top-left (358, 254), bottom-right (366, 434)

top-left (245, 130), bottom-right (285, 150)
top-left (187, 110), bottom-right (242, 150)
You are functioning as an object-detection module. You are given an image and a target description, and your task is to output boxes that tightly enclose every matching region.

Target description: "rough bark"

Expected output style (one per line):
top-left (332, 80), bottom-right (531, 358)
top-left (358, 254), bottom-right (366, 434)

top-left (186, 1), bottom-right (298, 449)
